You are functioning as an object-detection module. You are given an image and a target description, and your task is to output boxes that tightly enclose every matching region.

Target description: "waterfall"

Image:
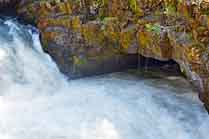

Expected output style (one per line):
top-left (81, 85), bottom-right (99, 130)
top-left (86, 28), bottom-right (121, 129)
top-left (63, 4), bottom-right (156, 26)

top-left (0, 18), bottom-right (68, 95)
top-left (0, 18), bottom-right (209, 139)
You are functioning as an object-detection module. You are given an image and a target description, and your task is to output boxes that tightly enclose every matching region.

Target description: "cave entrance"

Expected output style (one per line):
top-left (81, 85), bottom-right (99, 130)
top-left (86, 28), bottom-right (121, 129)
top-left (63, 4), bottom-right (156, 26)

top-left (137, 55), bottom-right (182, 77)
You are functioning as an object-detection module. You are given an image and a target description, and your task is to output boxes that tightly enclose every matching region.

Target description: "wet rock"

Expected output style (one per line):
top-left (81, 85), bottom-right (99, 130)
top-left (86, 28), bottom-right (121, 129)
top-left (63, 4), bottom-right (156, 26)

top-left (0, 0), bottom-right (19, 15)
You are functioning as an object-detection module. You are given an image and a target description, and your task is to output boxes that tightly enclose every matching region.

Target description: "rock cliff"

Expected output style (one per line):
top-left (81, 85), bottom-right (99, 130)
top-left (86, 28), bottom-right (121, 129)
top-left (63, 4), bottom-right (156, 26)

top-left (0, 0), bottom-right (18, 14)
top-left (1, 0), bottom-right (209, 110)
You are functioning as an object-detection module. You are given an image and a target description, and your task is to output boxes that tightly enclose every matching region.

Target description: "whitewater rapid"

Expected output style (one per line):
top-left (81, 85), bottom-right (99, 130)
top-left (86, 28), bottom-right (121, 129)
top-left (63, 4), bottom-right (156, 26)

top-left (0, 18), bottom-right (208, 139)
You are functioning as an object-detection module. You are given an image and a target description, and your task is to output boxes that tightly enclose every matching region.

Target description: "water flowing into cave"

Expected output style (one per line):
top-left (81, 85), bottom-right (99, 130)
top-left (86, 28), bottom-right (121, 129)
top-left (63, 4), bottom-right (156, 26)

top-left (0, 18), bottom-right (209, 139)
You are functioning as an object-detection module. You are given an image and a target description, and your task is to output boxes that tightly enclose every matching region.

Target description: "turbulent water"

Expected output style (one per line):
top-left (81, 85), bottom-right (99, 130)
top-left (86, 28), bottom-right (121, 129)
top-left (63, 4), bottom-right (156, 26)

top-left (0, 18), bottom-right (209, 139)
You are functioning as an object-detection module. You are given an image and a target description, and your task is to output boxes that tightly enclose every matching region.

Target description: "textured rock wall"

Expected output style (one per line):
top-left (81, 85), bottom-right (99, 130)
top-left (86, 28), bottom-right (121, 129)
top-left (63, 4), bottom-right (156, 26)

top-left (0, 0), bottom-right (18, 12)
top-left (5, 0), bottom-right (209, 109)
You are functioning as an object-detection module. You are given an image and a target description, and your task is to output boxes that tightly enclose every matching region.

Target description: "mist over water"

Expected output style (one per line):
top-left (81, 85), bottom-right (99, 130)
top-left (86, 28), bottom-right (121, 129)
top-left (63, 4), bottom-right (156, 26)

top-left (0, 19), bottom-right (209, 139)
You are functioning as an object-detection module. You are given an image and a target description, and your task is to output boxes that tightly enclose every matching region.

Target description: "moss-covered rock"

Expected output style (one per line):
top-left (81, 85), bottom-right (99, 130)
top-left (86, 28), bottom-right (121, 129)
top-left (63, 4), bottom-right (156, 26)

top-left (13, 0), bottom-right (209, 109)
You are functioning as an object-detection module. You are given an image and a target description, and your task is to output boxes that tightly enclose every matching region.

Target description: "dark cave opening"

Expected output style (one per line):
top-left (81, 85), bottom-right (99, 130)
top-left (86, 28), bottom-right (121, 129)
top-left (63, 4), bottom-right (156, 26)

top-left (138, 55), bottom-right (181, 74)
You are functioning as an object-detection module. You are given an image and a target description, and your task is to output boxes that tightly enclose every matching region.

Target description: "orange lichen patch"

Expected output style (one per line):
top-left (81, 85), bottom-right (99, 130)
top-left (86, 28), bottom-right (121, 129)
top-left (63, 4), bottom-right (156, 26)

top-left (81, 22), bottom-right (105, 46)
top-left (71, 16), bottom-right (82, 31)
top-left (42, 31), bottom-right (60, 42)
top-left (102, 17), bottom-right (120, 45)
top-left (177, 0), bottom-right (191, 18)
top-left (53, 2), bottom-right (72, 15)
top-left (107, 0), bottom-right (128, 18)
top-left (104, 26), bottom-right (120, 44)
top-left (159, 32), bottom-right (173, 58)
top-left (64, 2), bottom-right (73, 14)
top-left (120, 26), bottom-right (137, 50)
top-left (186, 44), bottom-right (207, 64)
top-left (38, 19), bottom-right (49, 30)
top-left (137, 30), bottom-right (151, 49)
top-left (171, 43), bottom-right (184, 61)
top-left (38, 18), bottom-right (72, 30)
top-left (207, 17), bottom-right (209, 28)
top-left (38, 2), bottom-right (52, 18)
top-left (120, 31), bottom-right (133, 50)
top-left (138, 32), bottom-right (162, 59)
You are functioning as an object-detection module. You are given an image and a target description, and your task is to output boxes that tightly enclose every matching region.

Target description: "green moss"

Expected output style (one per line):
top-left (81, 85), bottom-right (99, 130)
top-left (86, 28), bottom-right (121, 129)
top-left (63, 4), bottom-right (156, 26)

top-left (128, 0), bottom-right (143, 17)
top-left (41, 35), bottom-right (49, 49)
top-left (145, 23), bottom-right (161, 34)
top-left (164, 4), bottom-right (177, 16)
top-left (73, 56), bottom-right (87, 65)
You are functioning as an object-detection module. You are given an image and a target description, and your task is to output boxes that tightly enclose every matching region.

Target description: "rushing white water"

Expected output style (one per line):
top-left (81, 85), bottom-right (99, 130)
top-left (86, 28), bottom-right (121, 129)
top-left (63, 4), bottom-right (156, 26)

top-left (0, 19), bottom-right (209, 139)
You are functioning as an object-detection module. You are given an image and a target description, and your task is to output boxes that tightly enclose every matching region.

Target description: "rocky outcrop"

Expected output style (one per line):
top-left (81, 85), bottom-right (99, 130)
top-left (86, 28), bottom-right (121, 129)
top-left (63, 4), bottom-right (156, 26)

top-left (3, 0), bottom-right (209, 109)
top-left (0, 0), bottom-right (17, 6)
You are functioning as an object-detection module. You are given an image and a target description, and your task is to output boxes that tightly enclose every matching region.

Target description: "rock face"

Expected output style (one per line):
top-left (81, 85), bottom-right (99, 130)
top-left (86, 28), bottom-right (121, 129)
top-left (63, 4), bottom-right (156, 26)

top-left (0, 0), bottom-right (18, 14)
top-left (3, 0), bottom-right (209, 108)
top-left (16, 0), bottom-right (139, 78)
